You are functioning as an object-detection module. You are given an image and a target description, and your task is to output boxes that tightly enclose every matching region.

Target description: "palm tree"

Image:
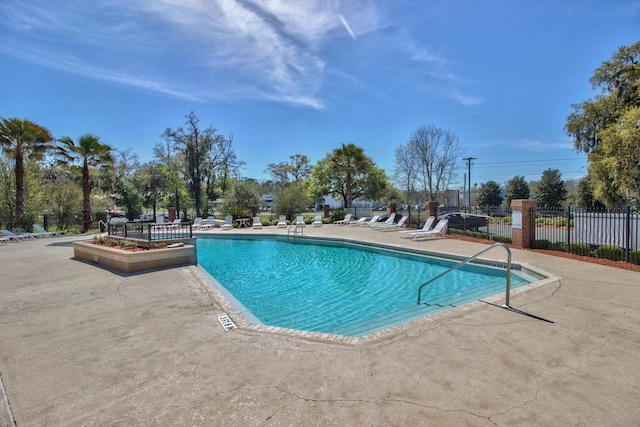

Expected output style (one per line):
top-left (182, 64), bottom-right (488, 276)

top-left (330, 143), bottom-right (371, 207)
top-left (0, 117), bottom-right (55, 229)
top-left (57, 134), bottom-right (114, 231)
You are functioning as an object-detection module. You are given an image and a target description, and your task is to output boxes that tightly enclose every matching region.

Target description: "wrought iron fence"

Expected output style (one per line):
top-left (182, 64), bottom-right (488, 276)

top-left (532, 206), bottom-right (639, 264)
top-left (108, 221), bottom-right (192, 241)
top-left (438, 205), bottom-right (640, 266)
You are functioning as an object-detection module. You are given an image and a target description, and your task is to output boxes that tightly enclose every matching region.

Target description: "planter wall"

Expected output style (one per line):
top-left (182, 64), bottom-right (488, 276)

top-left (73, 239), bottom-right (197, 274)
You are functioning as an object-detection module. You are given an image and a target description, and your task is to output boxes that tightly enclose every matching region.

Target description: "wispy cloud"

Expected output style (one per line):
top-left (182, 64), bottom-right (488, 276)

top-left (0, 0), bottom-right (383, 109)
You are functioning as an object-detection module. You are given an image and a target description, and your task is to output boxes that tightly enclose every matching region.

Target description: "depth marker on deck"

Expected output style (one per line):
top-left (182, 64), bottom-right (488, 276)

top-left (217, 313), bottom-right (237, 331)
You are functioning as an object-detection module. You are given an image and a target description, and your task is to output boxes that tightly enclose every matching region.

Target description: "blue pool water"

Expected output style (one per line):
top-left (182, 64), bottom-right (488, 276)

top-left (197, 236), bottom-right (534, 337)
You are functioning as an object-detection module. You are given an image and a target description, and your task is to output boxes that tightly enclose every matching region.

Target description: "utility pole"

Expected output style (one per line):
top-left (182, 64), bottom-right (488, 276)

top-left (463, 157), bottom-right (476, 207)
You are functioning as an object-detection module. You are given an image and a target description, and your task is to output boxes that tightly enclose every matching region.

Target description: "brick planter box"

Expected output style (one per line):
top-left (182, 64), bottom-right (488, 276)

top-left (73, 239), bottom-right (197, 274)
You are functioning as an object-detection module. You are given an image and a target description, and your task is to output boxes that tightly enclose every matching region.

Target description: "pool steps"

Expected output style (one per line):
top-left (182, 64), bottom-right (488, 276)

top-left (330, 280), bottom-right (509, 337)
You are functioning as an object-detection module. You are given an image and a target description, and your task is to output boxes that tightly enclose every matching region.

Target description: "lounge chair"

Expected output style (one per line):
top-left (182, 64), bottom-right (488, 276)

top-left (399, 216), bottom-right (435, 238)
top-left (373, 215), bottom-right (408, 232)
top-left (295, 216), bottom-right (305, 227)
top-left (404, 219), bottom-right (448, 240)
top-left (277, 215), bottom-right (287, 228)
top-left (333, 213), bottom-right (352, 225)
top-left (201, 216), bottom-right (224, 229)
top-left (33, 224), bottom-right (62, 237)
top-left (191, 217), bottom-right (203, 229)
top-left (355, 215), bottom-right (380, 227)
top-left (252, 217), bottom-right (263, 229)
top-left (0, 236), bottom-right (8, 245)
top-left (312, 215), bottom-right (323, 227)
top-left (362, 213), bottom-right (395, 227)
top-left (220, 215), bottom-right (234, 230)
top-left (165, 218), bottom-right (182, 229)
top-left (346, 217), bottom-right (368, 226)
top-left (0, 229), bottom-right (33, 241)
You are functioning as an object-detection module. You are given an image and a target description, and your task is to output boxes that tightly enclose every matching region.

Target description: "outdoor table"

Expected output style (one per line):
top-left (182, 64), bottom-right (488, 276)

top-left (237, 218), bottom-right (249, 228)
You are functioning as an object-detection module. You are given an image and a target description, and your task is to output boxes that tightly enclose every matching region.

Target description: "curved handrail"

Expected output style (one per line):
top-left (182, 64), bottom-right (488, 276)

top-left (98, 220), bottom-right (109, 237)
top-left (416, 243), bottom-right (512, 307)
top-left (287, 223), bottom-right (304, 238)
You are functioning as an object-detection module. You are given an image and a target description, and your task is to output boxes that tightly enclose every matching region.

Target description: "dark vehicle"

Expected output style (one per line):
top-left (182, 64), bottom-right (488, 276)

top-left (439, 213), bottom-right (487, 232)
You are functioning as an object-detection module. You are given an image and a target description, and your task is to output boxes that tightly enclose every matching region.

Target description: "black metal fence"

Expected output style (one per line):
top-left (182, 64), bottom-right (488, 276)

top-left (532, 206), bottom-right (640, 263)
top-left (438, 205), bottom-right (640, 266)
top-left (108, 221), bottom-right (192, 241)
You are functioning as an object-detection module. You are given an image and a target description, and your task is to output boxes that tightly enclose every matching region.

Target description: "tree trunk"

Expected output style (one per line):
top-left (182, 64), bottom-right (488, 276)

top-left (82, 161), bottom-right (92, 231)
top-left (14, 152), bottom-right (24, 230)
top-left (346, 170), bottom-right (352, 208)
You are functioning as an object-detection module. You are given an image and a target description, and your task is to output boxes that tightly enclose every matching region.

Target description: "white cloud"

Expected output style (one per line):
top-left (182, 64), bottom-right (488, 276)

top-left (0, 0), bottom-right (384, 109)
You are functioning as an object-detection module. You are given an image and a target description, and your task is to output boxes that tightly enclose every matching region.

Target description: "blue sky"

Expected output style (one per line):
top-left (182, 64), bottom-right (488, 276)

top-left (1, 0), bottom-right (639, 189)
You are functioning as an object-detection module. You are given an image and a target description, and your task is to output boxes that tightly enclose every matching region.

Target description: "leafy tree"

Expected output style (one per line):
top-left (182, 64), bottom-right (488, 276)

top-left (273, 181), bottom-right (312, 221)
top-left (313, 143), bottom-right (388, 207)
top-left (265, 154), bottom-right (312, 187)
top-left (565, 41), bottom-right (640, 206)
top-left (535, 169), bottom-right (567, 208)
top-left (477, 180), bottom-right (503, 207)
top-left (154, 137), bottom-right (185, 216)
top-left (57, 134), bottom-right (114, 231)
top-left (44, 174), bottom-right (83, 230)
top-left (504, 175), bottom-right (531, 207)
top-left (0, 117), bottom-right (55, 229)
top-left (406, 124), bottom-right (461, 203)
top-left (221, 180), bottom-right (261, 215)
top-left (575, 176), bottom-right (605, 209)
top-left (136, 161), bottom-right (166, 220)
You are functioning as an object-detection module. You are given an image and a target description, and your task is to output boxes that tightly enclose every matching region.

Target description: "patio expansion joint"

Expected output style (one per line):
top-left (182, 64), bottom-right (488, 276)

top-left (373, 397), bottom-right (499, 425)
top-left (0, 372), bottom-right (16, 427)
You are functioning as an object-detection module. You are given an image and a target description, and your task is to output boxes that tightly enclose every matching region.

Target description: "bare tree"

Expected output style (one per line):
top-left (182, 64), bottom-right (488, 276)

top-left (407, 125), bottom-right (461, 203)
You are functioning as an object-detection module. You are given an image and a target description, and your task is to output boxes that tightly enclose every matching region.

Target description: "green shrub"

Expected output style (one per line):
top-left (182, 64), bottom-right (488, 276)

top-left (330, 209), bottom-right (350, 222)
top-left (630, 250), bottom-right (640, 265)
top-left (533, 239), bottom-right (551, 249)
top-left (594, 245), bottom-right (623, 261)
top-left (569, 242), bottom-right (591, 256)
top-left (150, 241), bottom-right (167, 249)
top-left (549, 242), bottom-right (567, 252)
top-left (491, 234), bottom-right (512, 244)
top-left (225, 207), bottom-right (251, 220)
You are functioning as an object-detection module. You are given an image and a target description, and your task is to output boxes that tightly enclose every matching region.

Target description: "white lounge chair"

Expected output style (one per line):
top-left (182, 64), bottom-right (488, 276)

top-left (0, 229), bottom-right (34, 241)
top-left (33, 224), bottom-right (62, 237)
top-left (405, 219), bottom-right (448, 240)
top-left (0, 236), bottom-right (8, 245)
top-left (312, 215), bottom-right (323, 227)
top-left (295, 216), bottom-right (306, 227)
top-left (277, 215), bottom-right (287, 228)
top-left (220, 215), bottom-right (234, 230)
top-left (374, 215), bottom-right (408, 231)
top-left (191, 217), bottom-right (203, 229)
top-left (333, 213), bottom-right (352, 225)
top-left (346, 217), bottom-right (368, 226)
top-left (252, 217), bottom-right (263, 229)
top-left (201, 216), bottom-right (224, 229)
top-left (165, 218), bottom-right (182, 229)
top-left (355, 215), bottom-right (380, 227)
top-left (399, 216), bottom-right (435, 238)
top-left (363, 213), bottom-right (395, 227)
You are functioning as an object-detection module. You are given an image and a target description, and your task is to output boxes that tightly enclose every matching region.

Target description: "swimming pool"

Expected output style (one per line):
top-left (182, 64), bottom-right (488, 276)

top-left (197, 236), bottom-right (535, 337)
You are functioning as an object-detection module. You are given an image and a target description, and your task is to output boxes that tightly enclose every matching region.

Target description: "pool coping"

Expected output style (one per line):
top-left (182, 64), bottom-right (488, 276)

top-left (193, 233), bottom-right (560, 345)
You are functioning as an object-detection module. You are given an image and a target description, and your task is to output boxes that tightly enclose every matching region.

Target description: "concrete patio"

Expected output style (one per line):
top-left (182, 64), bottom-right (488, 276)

top-left (1, 226), bottom-right (639, 425)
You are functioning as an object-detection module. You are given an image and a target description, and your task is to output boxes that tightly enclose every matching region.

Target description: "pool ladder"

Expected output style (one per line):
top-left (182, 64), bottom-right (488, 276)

top-left (417, 243), bottom-right (513, 307)
top-left (287, 223), bottom-right (304, 239)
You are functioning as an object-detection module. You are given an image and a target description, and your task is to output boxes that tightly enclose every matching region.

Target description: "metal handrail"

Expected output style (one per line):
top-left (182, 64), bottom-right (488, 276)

top-left (416, 243), bottom-right (512, 307)
top-left (98, 220), bottom-right (109, 237)
top-left (287, 223), bottom-right (304, 238)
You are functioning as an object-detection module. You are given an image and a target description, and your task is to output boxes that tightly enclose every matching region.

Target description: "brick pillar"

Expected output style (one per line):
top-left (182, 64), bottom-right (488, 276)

top-left (323, 204), bottom-right (330, 218)
top-left (168, 207), bottom-right (176, 222)
top-left (511, 199), bottom-right (536, 248)
top-left (426, 201), bottom-right (439, 219)
top-left (388, 203), bottom-right (397, 214)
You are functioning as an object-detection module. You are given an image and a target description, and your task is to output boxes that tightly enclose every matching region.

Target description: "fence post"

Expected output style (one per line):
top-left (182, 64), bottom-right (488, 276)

top-left (566, 205), bottom-right (572, 254)
top-left (625, 205), bottom-right (631, 263)
top-left (510, 199), bottom-right (536, 248)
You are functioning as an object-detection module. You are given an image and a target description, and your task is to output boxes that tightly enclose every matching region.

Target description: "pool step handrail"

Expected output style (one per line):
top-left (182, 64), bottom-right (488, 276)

top-left (98, 220), bottom-right (109, 237)
top-left (416, 243), bottom-right (512, 307)
top-left (287, 222), bottom-right (304, 238)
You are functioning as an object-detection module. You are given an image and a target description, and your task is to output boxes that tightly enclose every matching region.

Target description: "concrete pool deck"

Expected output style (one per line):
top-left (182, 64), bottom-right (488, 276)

top-left (1, 227), bottom-right (639, 425)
